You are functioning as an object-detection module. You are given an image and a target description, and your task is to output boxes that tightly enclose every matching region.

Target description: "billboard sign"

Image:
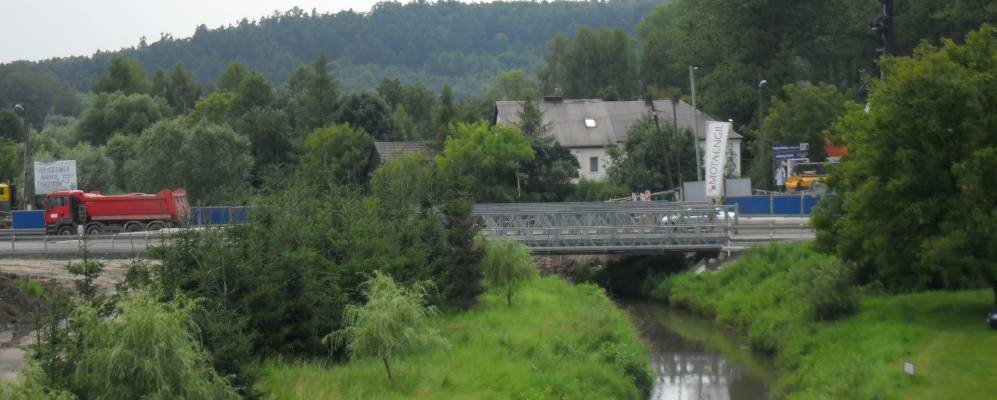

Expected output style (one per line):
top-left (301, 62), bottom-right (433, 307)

top-left (704, 121), bottom-right (731, 199)
top-left (772, 143), bottom-right (809, 187)
top-left (34, 160), bottom-right (77, 194)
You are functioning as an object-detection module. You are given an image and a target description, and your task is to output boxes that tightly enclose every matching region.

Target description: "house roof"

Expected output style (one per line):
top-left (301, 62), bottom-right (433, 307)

top-left (372, 141), bottom-right (428, 163)
top-left (494, 98), bottom-right (742, 148)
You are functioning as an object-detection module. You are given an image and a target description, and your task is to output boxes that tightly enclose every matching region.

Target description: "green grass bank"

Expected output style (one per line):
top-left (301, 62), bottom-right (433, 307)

top-left (653, 244), bottom-right (997, 399)
top-left (259, 277), bottom-right (652, 399)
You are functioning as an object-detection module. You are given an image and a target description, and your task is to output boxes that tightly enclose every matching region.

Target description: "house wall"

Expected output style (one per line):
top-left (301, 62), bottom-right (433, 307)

top-left (569, 147), bottom-right (613, 181)
top-left (567, 139), bottom-right (742, 183)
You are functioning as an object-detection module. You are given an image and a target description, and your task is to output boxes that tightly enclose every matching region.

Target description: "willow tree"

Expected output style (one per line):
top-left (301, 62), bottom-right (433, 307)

top-left (331, 272), bottom-right (446, 381)
top-left (69, 293), bottom-right (240, 399)
top-left (481, 239), bottom-right (538, 307)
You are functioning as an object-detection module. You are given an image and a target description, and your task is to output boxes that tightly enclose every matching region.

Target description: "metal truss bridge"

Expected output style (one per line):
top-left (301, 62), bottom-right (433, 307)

top-left (473, 202), bottom-right (737, 255)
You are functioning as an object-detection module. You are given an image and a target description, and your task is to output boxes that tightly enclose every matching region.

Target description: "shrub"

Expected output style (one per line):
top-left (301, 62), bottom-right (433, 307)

top-left (481, 239), bottom-right (538, 306)
top-left (657, 244), bottom-right (858, 358)
top-left (329, 272), bottom-right (447, 381)
top-left (69, 293), bottom-right (240, 399)
top-left (569, 179), bottom-right (629, 201)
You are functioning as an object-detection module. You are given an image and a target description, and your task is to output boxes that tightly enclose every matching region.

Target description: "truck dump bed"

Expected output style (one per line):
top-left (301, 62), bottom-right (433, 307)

top-left (79, 189), bottom-right (190, 224)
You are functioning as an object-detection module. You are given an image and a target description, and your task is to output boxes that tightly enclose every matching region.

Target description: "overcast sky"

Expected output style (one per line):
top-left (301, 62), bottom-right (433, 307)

top-left (0, 1), bottom-right (397, 63)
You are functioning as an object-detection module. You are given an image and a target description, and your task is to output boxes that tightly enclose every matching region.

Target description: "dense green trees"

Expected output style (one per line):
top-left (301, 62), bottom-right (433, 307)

top-left (152, 63), bottom-right (202, 113)
top-left (92, 57), bottom-right (150, 95)
top-left (540, 27), bottom-right (638, 99)
top-left (233, 71), bottom-right (274, 113)
top-left (0, 62), bottom-right (81, 127)
top-left (635, 0), bottom-right (991, 129)
top-left (813, 26), bottom-right (997, 303)
top-left (29, 1), bottom-right (658, 97)
top-left (637, 0), bottom-right (875, 125)
top-left (608, 119), bottom-right (697, 192)
top-left (0, 109), bottom-right (24, 143)
top-left (75, 92), bottom-right (172, 145)
top-left (128, 119), bottom-right (252, 204)
top-left (0, 142), bottom-right (19, 183)
top-left (436, 122), bottom-right (534, 203)
top-left (287, 53), bottom-right (341, 132)
top-left (299, 124), bottom-right (374, 189)
top-left (336, 92), bottom-right (395, 140)
top-left (217, 61), bottom-right (251, 92)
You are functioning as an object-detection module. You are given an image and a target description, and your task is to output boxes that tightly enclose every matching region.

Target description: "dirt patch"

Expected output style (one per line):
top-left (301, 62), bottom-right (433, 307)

top-left (0, 274), bottom-right (49, 342)
top-left (0, 258), bottom-right (136, 294)
top-left (0, 258), bottom-right (140, 380)
top-left (0, 273), bottom-right (62, 381)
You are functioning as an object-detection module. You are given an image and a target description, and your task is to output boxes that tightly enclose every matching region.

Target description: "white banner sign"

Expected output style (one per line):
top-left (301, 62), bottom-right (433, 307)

top-left (34, 160), bottom-right (77, 194)
top-left (704, 121), bottom-right (731, 199)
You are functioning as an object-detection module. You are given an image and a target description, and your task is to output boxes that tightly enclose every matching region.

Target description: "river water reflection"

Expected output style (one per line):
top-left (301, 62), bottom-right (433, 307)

top-left (622, 300), bottom-right (776, 400)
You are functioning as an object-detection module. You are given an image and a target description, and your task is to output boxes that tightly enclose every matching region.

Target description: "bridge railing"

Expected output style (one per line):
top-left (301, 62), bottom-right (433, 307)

top-left (474, 202), bottom-right (736, 254)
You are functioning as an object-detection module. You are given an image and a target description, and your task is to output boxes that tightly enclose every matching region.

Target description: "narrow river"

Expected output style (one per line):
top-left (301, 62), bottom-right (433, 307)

top-left (622, 300), bottom-right (777, 400)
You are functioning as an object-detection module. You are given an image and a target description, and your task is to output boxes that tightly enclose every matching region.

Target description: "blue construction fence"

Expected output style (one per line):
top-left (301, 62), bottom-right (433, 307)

top-left (188, 206), bottom-right (251, 226)
top-left (725, 193), bottom-right (828, 215)
top-left (9, 206), bottom-right (251, 229)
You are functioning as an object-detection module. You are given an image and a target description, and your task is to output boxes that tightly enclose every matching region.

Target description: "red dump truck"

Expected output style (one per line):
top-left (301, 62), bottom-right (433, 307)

top-left (43, 189), bottom-right (190, 235)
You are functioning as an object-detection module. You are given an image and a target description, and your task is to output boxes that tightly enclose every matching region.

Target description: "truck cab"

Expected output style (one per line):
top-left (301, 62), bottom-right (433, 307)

top-left (44, 191), bottom-right (81, 235)
top-left (0, 183), bottom-right (14, 228)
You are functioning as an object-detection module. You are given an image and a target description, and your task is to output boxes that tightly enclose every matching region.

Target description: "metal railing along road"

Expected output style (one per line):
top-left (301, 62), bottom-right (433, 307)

top-left (2, 230), bottom-right (172, 255)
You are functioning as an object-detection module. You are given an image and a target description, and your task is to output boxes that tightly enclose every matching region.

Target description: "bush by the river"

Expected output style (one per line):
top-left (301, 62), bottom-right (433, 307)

top-left (259, 277), bottom-right (653, 399)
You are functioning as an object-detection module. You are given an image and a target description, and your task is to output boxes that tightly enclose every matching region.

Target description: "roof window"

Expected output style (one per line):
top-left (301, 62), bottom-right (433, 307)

top-left (584, 118), bottom-right (597, 128)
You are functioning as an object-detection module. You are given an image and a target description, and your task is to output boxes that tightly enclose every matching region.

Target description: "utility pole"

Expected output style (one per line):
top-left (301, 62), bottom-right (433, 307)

top-left (871, 0), bottom-right (896, 79)
top-left (647, 96), bottom-right (674, 190)
top-left (14, 104), bottom-right (31, 210)
top-left (689, 66), bottom-right (703, 182)
top-left (671, 95), bottom-right (682, 187)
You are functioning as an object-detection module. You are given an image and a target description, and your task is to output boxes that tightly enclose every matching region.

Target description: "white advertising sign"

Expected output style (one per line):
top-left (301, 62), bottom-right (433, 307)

top-left (704, 121), bottom-right (731, 199)
top-left (34, 160), bottom-right (77, 194)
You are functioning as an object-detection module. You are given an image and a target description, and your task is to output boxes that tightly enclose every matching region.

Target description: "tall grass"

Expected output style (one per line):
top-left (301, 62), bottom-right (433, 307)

top-left (13, 277), bottom-right (46, 298)
top-left (259, 277), bottom-right (652, 399)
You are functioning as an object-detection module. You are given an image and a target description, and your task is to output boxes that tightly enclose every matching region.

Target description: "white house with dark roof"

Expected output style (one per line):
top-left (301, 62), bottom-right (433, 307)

top-left (494, 97), bottom-right (742, 181)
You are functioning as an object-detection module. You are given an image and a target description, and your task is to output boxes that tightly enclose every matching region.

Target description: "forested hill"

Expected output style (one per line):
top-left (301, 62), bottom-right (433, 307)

top-left (30, 0), bottom-right (664, 97)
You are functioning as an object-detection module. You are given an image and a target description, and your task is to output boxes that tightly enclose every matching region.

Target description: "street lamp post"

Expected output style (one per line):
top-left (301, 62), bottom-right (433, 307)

top-left (689, 66), bottom-right (702, 182)
top-left (758, 80), bottom-right (768, 144)
top-left (14, 104), bottom-right (31, 210)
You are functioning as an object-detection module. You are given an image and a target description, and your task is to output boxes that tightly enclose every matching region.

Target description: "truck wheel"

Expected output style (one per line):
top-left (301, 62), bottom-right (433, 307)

top-left (57, 225), bottom-right (76, 236)
top-left (124, 222), bottom-right (143, 233)
top-left (85, 223), bottom-right (105, 236)
top-left (146, 221), bottom-right (165, 231)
